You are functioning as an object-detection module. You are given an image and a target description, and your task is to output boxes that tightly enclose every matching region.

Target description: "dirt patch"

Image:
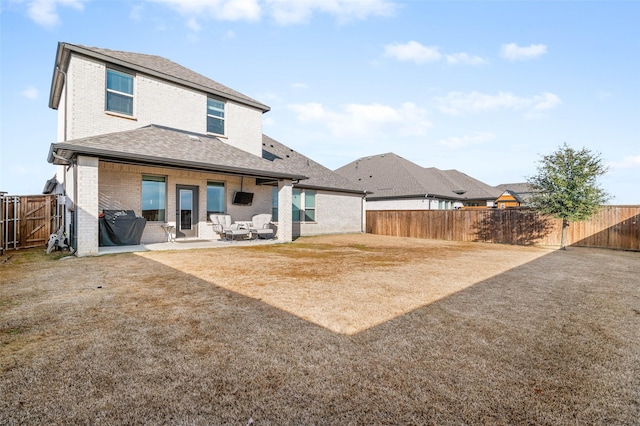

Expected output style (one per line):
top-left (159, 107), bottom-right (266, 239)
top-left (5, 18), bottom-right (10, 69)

top-left (1, 234), bottom-right (639, 424)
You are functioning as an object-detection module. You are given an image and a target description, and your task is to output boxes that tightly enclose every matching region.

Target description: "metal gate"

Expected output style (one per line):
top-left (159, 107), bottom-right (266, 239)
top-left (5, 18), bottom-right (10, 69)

top-left (1, 194), bottom-right (62, 254)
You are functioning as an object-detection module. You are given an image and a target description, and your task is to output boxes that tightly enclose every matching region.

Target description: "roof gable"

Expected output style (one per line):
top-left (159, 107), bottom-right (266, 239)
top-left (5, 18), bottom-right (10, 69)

top-left (50, 42), bottom-right (269, 112)
top-left (335, 153), bottom-right (501, 200)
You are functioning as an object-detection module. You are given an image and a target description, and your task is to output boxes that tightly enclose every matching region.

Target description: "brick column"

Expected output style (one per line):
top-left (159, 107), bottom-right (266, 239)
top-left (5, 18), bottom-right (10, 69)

top-left (75, 156), bottom-right (99, 256)
top-left (277, 180), bottom-right (292, 242)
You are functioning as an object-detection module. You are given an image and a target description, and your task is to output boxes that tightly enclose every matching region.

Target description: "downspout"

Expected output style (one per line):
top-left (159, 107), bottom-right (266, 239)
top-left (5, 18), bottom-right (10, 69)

top-left (361, 190), bottom-right (367, 233)
top-left (55, 66), bottom-right (70, 240)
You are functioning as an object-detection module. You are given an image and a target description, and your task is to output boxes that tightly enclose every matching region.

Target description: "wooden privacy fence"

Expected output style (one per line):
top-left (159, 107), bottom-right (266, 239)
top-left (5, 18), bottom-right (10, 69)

top-left (1, 194), bottom-right (62, 253)
top-left (366, 206), bottom-right (640, 251)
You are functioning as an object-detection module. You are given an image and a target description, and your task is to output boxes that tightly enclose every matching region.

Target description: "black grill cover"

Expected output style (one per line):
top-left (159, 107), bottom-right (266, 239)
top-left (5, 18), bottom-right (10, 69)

top-left (99, 210), bottom-right (147, 246)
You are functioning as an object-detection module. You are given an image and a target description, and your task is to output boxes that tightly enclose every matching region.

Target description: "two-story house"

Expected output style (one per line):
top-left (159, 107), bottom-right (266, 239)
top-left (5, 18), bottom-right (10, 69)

top-left (47, 42), bottom-right (364, 256)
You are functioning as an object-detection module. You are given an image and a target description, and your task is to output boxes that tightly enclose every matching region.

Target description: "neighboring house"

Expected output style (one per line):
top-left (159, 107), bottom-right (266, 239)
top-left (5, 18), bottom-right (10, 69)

top-left (495, 183), bottom-right (535, 206)
top-left (335, 153), bottom-right (501, 210)
top-left (46, 42), bottom-right (363, 256)
top-left (495, 190), bottom-right (525, 208)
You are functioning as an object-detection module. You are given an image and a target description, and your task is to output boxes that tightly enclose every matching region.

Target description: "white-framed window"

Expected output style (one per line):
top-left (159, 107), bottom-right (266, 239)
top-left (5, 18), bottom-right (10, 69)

top-left (207, 181), bottom-right (225, 219)
top-left (293, 189), bottom-right (316, 222)
top-left (207, 98), bottom-right (225, 135)
top-left (141, 175), bottom-right (166, 221)
top-left (106, 68), bottom-right (134, 116)
top-left (271, 187), bottom-right (316, 222)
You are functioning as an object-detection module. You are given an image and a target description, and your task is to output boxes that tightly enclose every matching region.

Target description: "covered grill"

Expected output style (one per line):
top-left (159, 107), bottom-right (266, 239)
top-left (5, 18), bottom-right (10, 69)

top-left (99, 210), bottom-right (146, 246)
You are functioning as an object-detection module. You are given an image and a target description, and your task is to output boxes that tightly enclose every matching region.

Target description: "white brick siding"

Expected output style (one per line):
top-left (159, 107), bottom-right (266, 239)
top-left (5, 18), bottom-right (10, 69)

top-left (76, 156), bottom-right (99, 256)
top-left (98, 161), bottom-right (281, 244)
top-left (366, 198), bottom-right (440, 210)
top-left (63, 53), bottom-right (263, 156)
top-left (296, 191), bottom-right (363, 236)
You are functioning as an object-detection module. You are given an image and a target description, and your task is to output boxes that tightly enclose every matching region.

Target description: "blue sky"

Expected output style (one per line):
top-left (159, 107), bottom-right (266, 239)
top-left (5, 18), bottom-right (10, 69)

top-left (1, 0), bottom-right (639, 203)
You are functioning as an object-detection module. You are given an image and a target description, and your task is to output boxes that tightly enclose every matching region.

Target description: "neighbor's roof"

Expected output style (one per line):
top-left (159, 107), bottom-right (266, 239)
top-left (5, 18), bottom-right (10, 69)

top-left (335, 152), bottom-right (501, 200)
top-left (495, 182), bottom-right (536, 202)
top-left (49, 42), bottom-right (270, 112)
top-left (48, 125), bottom-right (307, 181)
top-left (438, 169), bottom-right (502, 200)
top-left (495, 182), bottom-right (534, 194)
top-left (498, 190), bottom-right (525, 203)
top-left (261, 135), bottom-right (363, 194)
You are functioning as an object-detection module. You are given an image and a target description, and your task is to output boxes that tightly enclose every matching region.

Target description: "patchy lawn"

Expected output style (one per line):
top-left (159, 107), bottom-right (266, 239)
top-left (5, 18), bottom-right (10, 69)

top-left (1, 234), bottom-right (639, 425)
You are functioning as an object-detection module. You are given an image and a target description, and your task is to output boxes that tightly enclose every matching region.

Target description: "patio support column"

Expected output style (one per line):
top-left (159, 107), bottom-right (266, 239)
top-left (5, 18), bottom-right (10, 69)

top-left (75, 155), bottom-right (99, 256)
top-left (277, 179), bottom-right (292, 242)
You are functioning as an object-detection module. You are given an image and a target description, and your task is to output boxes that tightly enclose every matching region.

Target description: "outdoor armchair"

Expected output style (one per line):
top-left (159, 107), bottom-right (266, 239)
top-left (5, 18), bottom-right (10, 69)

top-left (251, 214), bottom-right (275, 239)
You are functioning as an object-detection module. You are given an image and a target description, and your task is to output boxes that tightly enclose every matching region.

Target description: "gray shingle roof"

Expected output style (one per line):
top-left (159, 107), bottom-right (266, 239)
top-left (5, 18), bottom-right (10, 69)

top-left (438, 169), bottom-right (502, 200)
top-left (335, 152), bottom-right (501, 200)
top-left (50, 42), bottom-right (269, 112)
top-left (495, 182), bottom-right (534, 193)
top-left (261, 135), bottom-right (363, 193)
top-left (48, 125), bottom-right (307, 180)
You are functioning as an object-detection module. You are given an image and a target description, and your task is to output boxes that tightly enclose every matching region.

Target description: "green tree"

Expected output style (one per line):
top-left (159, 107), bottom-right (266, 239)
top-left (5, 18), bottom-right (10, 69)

top-left (528, 143), bottom-right (610, 250)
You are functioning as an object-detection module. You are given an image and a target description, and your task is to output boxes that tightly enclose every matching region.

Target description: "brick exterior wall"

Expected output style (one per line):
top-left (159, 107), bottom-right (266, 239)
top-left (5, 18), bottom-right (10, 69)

top-left (296, 191), bottom-right (364, 236)
top-left (76, 156), bottom-right (99, 256)
top-left (98, 161), bottom-right (278, 244)
top-left (366, 198), bottom-right (441, 211)
top-left (63, 53), bottom-right (263, 156)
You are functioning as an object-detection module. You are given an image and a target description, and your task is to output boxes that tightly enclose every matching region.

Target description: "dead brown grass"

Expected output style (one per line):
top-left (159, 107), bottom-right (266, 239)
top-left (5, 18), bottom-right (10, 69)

top-left (1, 234), bottom-right (638, 425)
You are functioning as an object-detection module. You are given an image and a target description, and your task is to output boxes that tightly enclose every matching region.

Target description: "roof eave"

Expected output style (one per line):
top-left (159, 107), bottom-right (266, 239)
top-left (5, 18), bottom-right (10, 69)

top-left (294, 183), bottom-right (366, 195)
top-left (48, 143), bottom-right (307, 181)
top-left (49, 42), bottom-right (70, 110)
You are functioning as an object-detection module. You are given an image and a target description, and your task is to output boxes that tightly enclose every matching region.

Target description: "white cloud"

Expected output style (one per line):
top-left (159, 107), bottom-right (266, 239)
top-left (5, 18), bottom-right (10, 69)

top-left (21, 86), bottom-right (39, 100)
top-left (129, 4), bottom-right (143, 20)
top-left (145, 0), bottom-right (395, 25)
top-left (148, 0), bottom-right (262, 22)
top-left (288, 101), bottom-right (432, 138)
top-left (436, 91), bottom-right (561, 116)
top-left (445, 52), bottom-right (488, 66)
top-left (26, 0), bottom-right (85, 28)
top-left (501, 43), bottom-right (547, 61)
top-left (437, 132), bottom-right (496, 149)
top-left (384, 41), bottom-right (487, 66)
top-left (384, 41), bottom-right (442, 64)
top-left (532, 92), bottom-right (561, 111)
top-left (266, 0), bottom-right (397, 25)
top-left (608, 155), bottom-right (640, 170)
top-left (187, 17), bottom-right (201, 31)
top-left (291, 82), bottom-right (308, 90)
top-left (223, 29), bottom-right (237, 39)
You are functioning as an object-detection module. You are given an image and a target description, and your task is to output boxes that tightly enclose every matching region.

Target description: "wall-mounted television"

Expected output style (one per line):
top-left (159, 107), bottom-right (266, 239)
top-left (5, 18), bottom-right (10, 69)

top-left (232, 191), bottom-right (254, 206)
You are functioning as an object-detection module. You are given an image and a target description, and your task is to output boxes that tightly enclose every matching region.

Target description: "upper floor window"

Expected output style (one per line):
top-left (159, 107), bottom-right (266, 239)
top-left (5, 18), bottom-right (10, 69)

top-left (207, 98), bottom-right (225, 135)
top-left (106, 68), bottom-right (134, 116)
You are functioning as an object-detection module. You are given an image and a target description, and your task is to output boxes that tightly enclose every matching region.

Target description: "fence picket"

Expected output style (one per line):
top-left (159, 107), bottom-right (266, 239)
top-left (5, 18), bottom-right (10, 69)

top-left (367, 206), bottom-right (640, 251)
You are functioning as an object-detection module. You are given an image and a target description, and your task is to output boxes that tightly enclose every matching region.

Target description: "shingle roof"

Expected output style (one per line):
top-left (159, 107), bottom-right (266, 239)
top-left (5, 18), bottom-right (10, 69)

top-left (495, 182), bottom-right (535, 202)
top-left (335, 152), bottom-right (501, 200)
top-left (50, 42), bottom-right (269, 112)
top-left (261, 135), bottom-right (363, 193)
top-left (438, 169), bottom-right (502, 200)
top-left (48, 125), bottom-right (306, 181)
top-left (495, 182), bottom-right (534, 193)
